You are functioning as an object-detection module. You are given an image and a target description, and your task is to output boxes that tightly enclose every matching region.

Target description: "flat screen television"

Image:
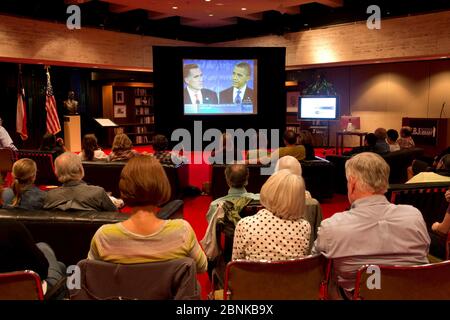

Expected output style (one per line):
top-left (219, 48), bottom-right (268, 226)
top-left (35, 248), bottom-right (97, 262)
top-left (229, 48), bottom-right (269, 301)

top-left (182, 59), bottom-right (258, 115)
top-left (298, 95), bottom-right (339, 120)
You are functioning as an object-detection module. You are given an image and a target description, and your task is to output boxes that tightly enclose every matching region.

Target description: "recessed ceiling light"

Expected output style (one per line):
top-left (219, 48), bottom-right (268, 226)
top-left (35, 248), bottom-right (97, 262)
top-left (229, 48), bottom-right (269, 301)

top-left (205, 0), bottom-right (211, 2)
top-left (241, 8), bottom-right (247, 11)
top-left (172, 6), bottom-right (178, 9)
top-left (209, 13), bottom-right (214, 16)
top-left (216, 3), bottom-right (224, 5)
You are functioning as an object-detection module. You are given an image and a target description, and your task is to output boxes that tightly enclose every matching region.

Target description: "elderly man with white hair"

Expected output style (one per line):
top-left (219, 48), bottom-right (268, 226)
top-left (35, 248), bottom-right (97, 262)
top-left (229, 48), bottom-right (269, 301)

top-left (312, 152), bottom-right (430, 299)
top-left (44, 152), bottom-right (117, 211)
top-left (274, 155), bottom-right (312, 199)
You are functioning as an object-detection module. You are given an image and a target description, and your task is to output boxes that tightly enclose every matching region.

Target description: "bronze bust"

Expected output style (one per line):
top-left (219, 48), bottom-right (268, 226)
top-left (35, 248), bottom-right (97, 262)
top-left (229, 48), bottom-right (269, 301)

top-left (64, 91), bottom-right (79, 115)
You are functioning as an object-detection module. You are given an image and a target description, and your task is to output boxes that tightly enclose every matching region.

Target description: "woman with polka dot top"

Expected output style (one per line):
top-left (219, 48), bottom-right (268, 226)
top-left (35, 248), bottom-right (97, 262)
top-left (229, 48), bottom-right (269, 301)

top-left (232, 169), bottom-right (311, 261)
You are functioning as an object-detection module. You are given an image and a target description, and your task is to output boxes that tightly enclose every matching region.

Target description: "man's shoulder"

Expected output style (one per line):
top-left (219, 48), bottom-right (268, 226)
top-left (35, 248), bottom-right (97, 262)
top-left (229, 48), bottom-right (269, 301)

top-left (219, 87), bottom-right (233, 95)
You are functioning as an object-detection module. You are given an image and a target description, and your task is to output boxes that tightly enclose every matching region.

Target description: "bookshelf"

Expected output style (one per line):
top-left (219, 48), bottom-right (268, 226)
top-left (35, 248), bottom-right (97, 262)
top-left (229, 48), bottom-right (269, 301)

top-left (102, 82), bottom-right (155, 145)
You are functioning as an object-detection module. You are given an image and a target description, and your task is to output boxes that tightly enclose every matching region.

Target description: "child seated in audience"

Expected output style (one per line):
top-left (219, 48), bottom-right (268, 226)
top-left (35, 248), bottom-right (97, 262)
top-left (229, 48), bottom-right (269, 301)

top-left (1, 158), bottom-right (45, 210)
top-left (88, 156), bottom-right (207, 273)
top-left (78, 134), bottom-right (108, 161)
top-left (232, 169), bottom-right (311, 261)
top-left (152, 134), bottom-right (186, 167)
top-left (40, 133), bottom-right (66, 158)
top-left (386, 129), bottom-right (400, 152)
top-left (397, 126), bottom-right (415, 149)
top-left (107, 133), bottom-right (140, 162)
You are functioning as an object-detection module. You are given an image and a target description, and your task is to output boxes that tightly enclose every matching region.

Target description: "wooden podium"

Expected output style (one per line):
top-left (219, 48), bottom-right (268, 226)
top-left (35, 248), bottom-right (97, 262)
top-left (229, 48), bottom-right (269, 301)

top-left (64, 115), bottom-right (81, 152)
top-left (402, 118), bottom-right (450, 156)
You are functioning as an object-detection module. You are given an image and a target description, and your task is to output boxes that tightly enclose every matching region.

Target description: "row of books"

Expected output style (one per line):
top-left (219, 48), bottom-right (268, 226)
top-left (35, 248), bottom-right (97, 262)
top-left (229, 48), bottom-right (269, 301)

top-left (134, 88), bottom-right (151, 96)
top-left (134, 97), bottom-right (153, 106)
top-left (139, 116), bottom-right (154, 124)
top-left (135, 126), bottom-right (148, 133)
top-left (135, 136), bottom-right (150, 144)
top-left (135, 107), bottom-right (151, 115)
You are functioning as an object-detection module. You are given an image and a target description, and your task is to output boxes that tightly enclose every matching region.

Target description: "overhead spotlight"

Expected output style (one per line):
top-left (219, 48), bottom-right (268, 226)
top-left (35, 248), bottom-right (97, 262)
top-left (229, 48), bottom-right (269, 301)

top-left (172, 6), bottom-right (178, 9)
top-left (216, 2), bottom-right (224, 5)
top-left (241, 8), bottom-right (247, 11)
top-left (209, 13), bottom-right (214, 16)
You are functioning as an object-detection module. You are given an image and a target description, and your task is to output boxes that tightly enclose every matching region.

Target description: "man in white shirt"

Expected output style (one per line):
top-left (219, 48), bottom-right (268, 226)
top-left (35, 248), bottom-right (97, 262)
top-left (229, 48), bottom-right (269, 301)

top-left (312, 152), bottom-right (430, 299)
top-left (0, 118), bottom-right (17, 151)
top-left (183, 64), bottom-right (218, 105)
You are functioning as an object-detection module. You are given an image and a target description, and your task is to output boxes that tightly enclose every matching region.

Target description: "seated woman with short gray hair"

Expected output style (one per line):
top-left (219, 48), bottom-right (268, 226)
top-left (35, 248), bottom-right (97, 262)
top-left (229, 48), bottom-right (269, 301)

top-left (232, 169), bottom-right (311, 261)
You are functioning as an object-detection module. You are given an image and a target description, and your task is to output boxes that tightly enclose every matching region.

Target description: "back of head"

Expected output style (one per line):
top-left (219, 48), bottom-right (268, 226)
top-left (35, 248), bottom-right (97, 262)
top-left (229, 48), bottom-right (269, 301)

top-left (112, 133), bottom-right (133, 152)
top-left (386, 129), bottom-right (399, 142)
top-left (283, 130), bottom-right (297, 145)
top-left (260, 169), bottom-right (305, 221)
top-left (275, 155), bottom-right (302, 176)
top-left (54, 152), bottom-right (84, 183)
top-left (12, 158), bottom-right (37, 184)
top-left (40, 133), bottom-right (56, 151)
top-left (153, 134), bottom-right (169, 152)
top-left (82, 134), bottom-right (98, 161)
top-left (374, 128), bottom-right (387, 140)
top-left (437, 154), bottom-right (450, 171)
top-left (345, 152), bottom-right (390, 194)
top-left (400, 126), bottom-right (412, 138)
top-left (225, 164), bottom-right (249, 188)
top-left (365, 133), bottom-right (377, 147)
top-left (119, 156), bottom-right (171, 207)
top-left (11, 158), bottom-right (37, 206)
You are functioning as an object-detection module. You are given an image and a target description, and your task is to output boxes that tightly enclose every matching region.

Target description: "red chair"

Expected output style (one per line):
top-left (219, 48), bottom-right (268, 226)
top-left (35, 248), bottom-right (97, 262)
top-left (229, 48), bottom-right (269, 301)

top-left (0, 270), bottom-right (44, 300)
top-left (218, 254), bottom-right (330, 300)
top-left (354, 260), bottom-right (450, 300)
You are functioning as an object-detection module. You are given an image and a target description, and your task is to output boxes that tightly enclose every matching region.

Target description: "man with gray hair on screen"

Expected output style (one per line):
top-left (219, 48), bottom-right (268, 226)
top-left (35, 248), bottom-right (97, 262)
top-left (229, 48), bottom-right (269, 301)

top-left (312, 152), bottom-right (430, 299)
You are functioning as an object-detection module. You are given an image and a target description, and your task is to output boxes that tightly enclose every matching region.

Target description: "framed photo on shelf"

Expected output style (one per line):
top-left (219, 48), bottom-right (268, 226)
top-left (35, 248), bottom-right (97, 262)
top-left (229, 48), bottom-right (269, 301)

top-left (115, 91), bottom-right (125, 104)
top-left (114, 105), bottom-right (127, 118)
top-left (287, 91), bottom-right (300, 113)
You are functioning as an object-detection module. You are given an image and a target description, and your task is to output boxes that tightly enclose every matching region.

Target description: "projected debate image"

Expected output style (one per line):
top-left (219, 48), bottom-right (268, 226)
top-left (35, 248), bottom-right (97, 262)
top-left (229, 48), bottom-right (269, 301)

top-left (183, 59), bottom-right (258, 115)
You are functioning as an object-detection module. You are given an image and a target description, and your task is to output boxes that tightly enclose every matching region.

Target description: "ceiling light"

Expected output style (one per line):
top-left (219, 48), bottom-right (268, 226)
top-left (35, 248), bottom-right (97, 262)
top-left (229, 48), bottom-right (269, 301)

top-left (205, 0), bottom-right (211, 2)
top-left (172, 6), bottom-right (178, 9)
top-left (241, 8), bottom-right (247, 11)
top-left (440, 56), bottom-right (448, 59)
top-left (209, 13), bottom-right (214, 16)
top-left (216, 3), bottom-right (224, 5)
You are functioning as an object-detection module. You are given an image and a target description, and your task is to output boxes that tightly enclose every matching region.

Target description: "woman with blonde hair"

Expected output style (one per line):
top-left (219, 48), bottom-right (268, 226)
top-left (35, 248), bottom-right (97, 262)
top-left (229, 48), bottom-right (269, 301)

top-left (232, 169), bottom-right (311, 261)
top-left (107, 133), bottom-right (140, 162)
top-left (88, 156), bottom-right (207, 273)
top-left (1, 158), bottom-right (45, 210)
top-left (79, 134), bottom-right (107, 161)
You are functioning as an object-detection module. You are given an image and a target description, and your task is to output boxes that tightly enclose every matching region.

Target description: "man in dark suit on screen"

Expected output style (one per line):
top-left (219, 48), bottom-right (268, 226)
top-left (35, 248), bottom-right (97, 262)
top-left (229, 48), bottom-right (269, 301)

top-left (219, 62), bottom-right (254, 105)
top-left (183, 64), bottom-right (218, 105)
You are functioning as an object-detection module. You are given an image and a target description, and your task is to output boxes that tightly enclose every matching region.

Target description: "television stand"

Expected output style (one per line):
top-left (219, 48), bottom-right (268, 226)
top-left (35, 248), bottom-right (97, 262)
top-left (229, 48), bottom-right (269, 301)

top-left (335, 131), bottom-right (368, 155)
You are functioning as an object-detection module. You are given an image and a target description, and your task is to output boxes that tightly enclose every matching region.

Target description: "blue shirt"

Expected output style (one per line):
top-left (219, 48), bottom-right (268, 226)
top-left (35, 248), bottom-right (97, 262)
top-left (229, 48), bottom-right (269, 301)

top-left (2, 186), bottom-right (45, 210)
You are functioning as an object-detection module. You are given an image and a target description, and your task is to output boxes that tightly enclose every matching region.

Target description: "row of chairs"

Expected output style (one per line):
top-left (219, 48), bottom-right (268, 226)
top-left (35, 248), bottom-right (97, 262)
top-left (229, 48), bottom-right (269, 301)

top-left (1, 256), bottom-right (449, 300)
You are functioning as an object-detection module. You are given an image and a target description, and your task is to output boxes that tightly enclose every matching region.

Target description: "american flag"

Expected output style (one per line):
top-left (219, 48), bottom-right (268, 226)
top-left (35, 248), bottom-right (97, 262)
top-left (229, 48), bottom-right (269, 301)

top-left (16, 65), bottom-right (28, 140)
top-left (45, 68), bottom-right (61, 135)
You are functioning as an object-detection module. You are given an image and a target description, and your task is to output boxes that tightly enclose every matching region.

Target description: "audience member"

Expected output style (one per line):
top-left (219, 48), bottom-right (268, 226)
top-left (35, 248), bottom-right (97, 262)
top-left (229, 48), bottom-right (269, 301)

top-left (386, 129), bottom-right (400, 152)
top-left (205, 164), bottom-right (259, 222)
top-left (397, 126), bottom-right (415, 149)
top-left (274, 155), bottom-right (312, 199)
top-left (246, 132), bottom-right (270, 162)
top-left (0, 117), bottom-right (17, 151)
top-left (312, 152), bottom-right (430, 299)
top-left (88, 156), bottom-right (207, 273)
top-left (373, 128), bottom-right (390, 154)
top-left (40, 133), bottom-right (66, 158)
top-left (232, 169), bottom-right (311, 261)
top-left (78, 134), bottom-right (107, 161)
top-left (269, 130), bottom-right (305, 162)
top-left (344, 133), bottom-right (376, 156)
top-left (2, 158), bottom-right (45, 210)
top-left (0, 220), bottom-right (66, 296)
top-left (44, 152), bottom-right (117, 211)
top-left (209, 132), bottom-right (243, 164)
top-left (299, 130), bottom-right (316, 160)
top-left (432, 189), bottom-right (450, 236)
top-left (107, 133), bottom-right (140, 162)
top-left (152, 134), bottom-right (185, 167)
top-left (407, 154), bottom-right (450, 183)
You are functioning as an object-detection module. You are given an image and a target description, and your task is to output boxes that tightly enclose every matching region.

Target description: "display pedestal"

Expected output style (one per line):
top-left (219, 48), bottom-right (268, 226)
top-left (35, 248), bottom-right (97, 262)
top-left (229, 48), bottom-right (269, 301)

top-left (64, 115), bottom-right (81, 152)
